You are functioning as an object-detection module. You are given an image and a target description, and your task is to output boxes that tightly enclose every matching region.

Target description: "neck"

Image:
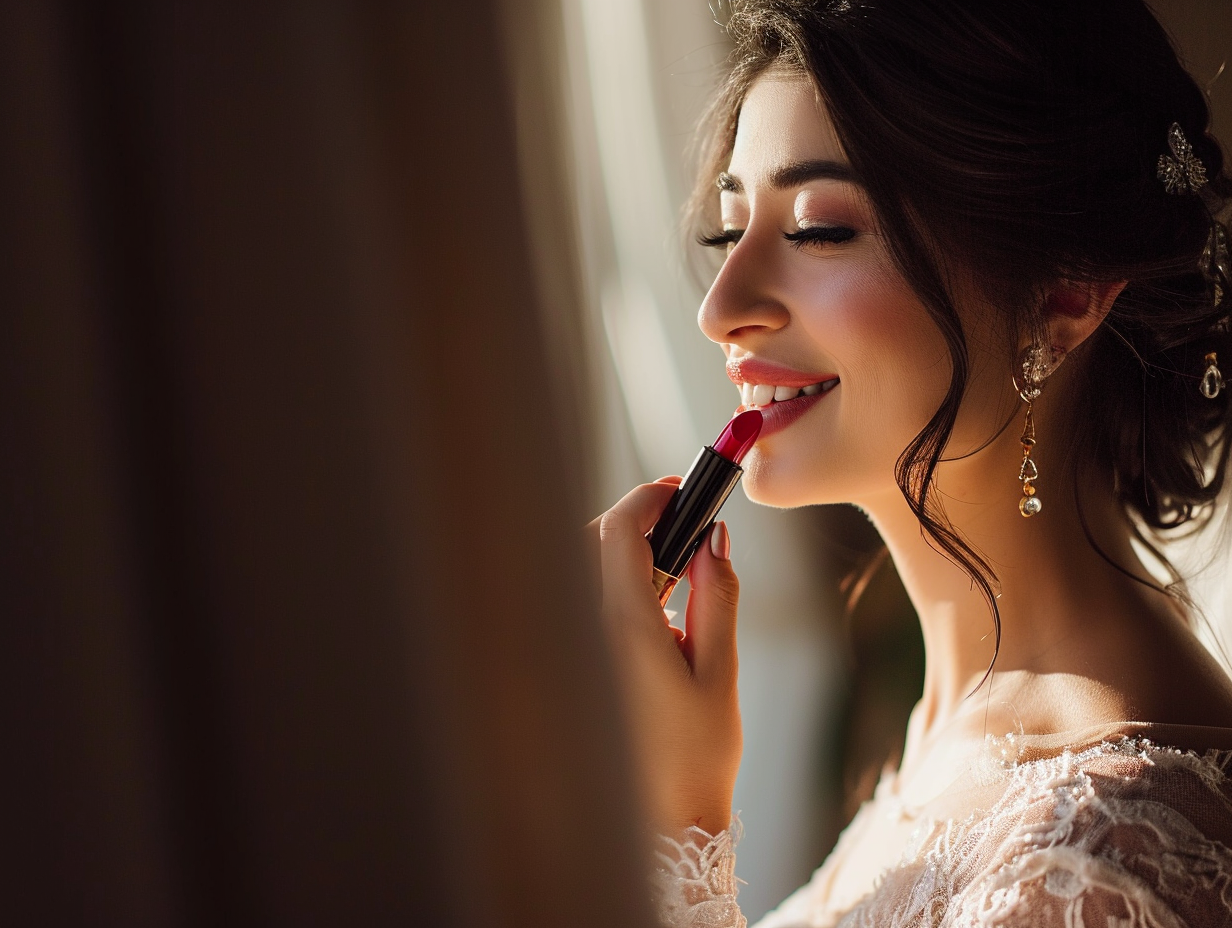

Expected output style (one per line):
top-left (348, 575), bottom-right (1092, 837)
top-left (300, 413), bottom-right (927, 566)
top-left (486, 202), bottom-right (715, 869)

top-left (856, 425), bottom-right (1175, 741)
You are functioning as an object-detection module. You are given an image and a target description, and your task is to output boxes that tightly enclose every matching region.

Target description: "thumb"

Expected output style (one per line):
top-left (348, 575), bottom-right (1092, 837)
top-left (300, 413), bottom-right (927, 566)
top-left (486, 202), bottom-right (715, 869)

top-left (683, 521), bottom-right (740, 685)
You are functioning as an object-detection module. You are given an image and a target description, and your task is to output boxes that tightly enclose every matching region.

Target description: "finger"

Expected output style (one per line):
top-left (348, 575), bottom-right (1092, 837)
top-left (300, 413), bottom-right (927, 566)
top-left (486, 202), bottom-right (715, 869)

top-left (597, 481), bottom-right (682, 628)
top-left (587, 477), bottom-right (679, 540)
top-left (599, 481), bottom-right (680, 548)
top-left (613, 478), bottom-right (684, 527)
top-left (683, 521), bottom-right (740, 685)
top-left (586, 478), bottom-right (677, 565)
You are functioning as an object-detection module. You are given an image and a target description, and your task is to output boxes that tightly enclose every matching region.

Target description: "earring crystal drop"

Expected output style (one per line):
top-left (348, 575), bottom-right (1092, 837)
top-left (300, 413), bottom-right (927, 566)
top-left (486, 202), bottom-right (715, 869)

top-left (1012, 345), bottom-right (1058, 518)
top-left (1201, 352), bottom-right (1224, 399)
top-left (1019, 492), bottom-right (1042, 517)
top-left (1018, 404), bottom-right (1041, 517)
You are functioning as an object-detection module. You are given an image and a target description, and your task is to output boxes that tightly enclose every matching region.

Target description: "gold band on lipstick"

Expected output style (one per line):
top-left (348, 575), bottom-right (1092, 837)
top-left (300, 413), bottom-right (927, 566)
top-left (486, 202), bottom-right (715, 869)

top-left (652, 567), bottom-right (680, 607)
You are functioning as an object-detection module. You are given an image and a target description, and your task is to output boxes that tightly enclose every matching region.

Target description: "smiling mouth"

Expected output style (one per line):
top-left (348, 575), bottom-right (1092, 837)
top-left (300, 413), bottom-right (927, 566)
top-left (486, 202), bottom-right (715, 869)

top-left (739, 378), bottom-right (839, 408)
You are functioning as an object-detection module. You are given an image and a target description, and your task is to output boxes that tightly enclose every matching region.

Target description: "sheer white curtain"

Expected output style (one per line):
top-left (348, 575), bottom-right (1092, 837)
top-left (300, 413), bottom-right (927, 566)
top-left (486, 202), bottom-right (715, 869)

top-left (559, 1), bottom-right (842, 921)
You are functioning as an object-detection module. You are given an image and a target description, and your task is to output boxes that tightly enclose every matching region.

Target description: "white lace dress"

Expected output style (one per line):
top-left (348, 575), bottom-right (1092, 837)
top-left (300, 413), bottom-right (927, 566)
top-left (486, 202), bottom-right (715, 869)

top-left (652, 724), bottom-right (1232, 927)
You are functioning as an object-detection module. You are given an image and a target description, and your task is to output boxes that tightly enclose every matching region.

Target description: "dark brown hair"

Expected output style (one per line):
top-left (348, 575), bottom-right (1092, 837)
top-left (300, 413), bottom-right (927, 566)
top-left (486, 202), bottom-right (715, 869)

top-left (690, 0), bottom-right (1232, 648)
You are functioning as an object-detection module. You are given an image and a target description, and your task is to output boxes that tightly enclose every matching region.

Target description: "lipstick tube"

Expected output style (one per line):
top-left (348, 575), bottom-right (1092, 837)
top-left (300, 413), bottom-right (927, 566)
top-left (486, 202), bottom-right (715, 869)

top-left (647, 409), bottom-right (762, 605)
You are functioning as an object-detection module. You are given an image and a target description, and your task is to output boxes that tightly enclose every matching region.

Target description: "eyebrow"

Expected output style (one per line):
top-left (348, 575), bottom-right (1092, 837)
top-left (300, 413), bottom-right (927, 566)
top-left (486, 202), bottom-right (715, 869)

top-left (717, 159), bottom-right (859, 194)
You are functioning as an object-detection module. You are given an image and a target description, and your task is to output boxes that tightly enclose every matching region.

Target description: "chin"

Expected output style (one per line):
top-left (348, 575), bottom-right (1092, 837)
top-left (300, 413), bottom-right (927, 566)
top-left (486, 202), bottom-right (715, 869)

top-left (742, 446), bottom-right (888, 509)
top-left (740, 452), bottom-right (818, 509)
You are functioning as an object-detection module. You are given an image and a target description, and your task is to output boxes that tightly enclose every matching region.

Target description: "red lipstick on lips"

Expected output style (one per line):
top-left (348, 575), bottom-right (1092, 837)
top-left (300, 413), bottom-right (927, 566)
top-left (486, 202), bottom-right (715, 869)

top-left (726, 357), bottom-right (834, 389)
top-left (646, 409), bottom-right (763, 605)
top-left (727, 358), bottom-right (839, 439)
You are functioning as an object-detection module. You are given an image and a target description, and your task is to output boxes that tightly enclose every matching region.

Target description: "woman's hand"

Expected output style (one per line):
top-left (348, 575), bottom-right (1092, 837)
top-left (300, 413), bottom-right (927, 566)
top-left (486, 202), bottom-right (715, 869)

top-left (589, 478), bottom-right (743, 838)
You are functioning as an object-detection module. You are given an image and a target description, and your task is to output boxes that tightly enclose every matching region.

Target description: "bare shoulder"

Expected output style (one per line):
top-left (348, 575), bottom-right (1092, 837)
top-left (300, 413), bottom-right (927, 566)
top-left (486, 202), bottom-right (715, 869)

top-left (1107, 602), bottom-right (1232, 729)
top-left (1017, 596), bottom-right (1232, 732)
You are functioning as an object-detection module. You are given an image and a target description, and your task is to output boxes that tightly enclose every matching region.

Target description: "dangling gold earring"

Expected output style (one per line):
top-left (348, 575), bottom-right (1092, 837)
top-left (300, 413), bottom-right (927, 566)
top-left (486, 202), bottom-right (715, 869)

top-left (1017, 405), bottom-right (1040, 517)
top-left (1013, 345), bottom-right (1062, 518)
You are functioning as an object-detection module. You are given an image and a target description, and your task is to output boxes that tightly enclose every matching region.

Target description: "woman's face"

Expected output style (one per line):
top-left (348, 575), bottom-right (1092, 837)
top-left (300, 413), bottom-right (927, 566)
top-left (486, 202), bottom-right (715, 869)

top-left (699, 74), bottom-right (1008, 509)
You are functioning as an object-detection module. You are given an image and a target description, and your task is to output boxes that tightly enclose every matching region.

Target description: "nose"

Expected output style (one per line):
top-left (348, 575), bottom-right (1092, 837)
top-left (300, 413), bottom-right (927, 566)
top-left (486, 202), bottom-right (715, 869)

top-left (696, 230), bottom-right (792, 347)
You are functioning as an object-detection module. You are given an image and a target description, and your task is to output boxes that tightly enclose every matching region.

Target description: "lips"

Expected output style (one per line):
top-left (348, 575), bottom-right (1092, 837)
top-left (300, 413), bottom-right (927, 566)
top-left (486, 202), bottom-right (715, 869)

top-left (726, 357), bottom-right (835, 385)
top-left (727, 356), bottom-right (839, 439)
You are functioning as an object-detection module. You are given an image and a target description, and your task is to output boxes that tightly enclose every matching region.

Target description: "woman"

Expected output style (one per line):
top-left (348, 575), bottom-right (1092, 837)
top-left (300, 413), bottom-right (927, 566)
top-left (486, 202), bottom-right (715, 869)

top-left (593, 1), bottom-right (1232, 925)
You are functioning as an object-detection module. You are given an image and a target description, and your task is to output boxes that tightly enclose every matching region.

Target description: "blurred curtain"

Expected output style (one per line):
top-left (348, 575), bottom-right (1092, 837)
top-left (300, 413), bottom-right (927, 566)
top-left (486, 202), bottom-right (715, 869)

top-left (0, 3), bottom-right (653, 926)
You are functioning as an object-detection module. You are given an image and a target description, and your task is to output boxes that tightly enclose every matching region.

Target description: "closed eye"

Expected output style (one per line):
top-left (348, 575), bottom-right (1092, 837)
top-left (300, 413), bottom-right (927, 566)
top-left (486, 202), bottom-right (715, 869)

top-left (697, 228), bottom-right (744, 249)
top-left (698, 226), bottom-right (856, 252)
top-left (783, 226), bottom-right (857, 249)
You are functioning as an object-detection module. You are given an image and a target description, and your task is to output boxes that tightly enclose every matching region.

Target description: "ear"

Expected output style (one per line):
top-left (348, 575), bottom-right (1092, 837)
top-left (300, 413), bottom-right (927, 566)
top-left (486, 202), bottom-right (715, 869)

top-left (1042, 279), bottom-right (1126, 358)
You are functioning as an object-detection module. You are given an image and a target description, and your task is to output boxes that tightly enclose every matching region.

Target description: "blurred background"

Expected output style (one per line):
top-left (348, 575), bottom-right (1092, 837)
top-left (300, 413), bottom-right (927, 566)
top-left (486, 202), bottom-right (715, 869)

top-left (3, 2), bottom-right (1228, 925)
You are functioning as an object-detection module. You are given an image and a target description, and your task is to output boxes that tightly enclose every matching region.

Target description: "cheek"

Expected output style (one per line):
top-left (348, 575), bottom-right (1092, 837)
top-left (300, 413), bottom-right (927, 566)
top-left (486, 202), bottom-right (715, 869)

top-left (796, 259), bottom-right (951, 438)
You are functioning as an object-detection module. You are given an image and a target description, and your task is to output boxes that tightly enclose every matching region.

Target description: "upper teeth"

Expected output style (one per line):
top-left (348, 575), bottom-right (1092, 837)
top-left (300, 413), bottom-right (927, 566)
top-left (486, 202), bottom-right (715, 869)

top-left (740, 380), bottom-right (836, 407)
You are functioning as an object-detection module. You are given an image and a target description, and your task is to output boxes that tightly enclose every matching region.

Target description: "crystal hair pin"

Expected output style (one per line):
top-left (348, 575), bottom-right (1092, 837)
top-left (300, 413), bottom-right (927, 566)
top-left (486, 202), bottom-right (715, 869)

top-left (1157, 123), bottom-right (1208, 195)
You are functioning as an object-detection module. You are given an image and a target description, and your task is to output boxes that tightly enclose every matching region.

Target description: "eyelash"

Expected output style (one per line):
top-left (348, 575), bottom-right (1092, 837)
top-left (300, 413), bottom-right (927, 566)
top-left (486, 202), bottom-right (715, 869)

top-left (697, 226), bottom-right (857, 251)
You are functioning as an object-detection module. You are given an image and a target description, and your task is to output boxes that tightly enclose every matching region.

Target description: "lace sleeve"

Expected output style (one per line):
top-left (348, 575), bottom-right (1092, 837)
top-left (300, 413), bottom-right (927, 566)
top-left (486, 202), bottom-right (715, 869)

top-left (952, 837), bottom-right (1232, 928)
top-left (814, 739), bottom-right (1232, 928)
top-left (651, 817), bottom-right (748, 928)
top-left (944, 745), bottom-right (1232, 928)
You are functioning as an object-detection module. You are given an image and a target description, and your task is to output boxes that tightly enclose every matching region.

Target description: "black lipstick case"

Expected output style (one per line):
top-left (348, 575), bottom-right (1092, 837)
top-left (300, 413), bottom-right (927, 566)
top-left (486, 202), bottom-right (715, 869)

top-left (646, 446), bottom-right (743, 605)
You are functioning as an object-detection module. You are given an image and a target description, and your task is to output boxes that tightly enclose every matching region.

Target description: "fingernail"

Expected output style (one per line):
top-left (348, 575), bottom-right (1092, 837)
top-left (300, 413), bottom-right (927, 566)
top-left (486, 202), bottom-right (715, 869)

top-left (711, 521), bottom-right (730, 560)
